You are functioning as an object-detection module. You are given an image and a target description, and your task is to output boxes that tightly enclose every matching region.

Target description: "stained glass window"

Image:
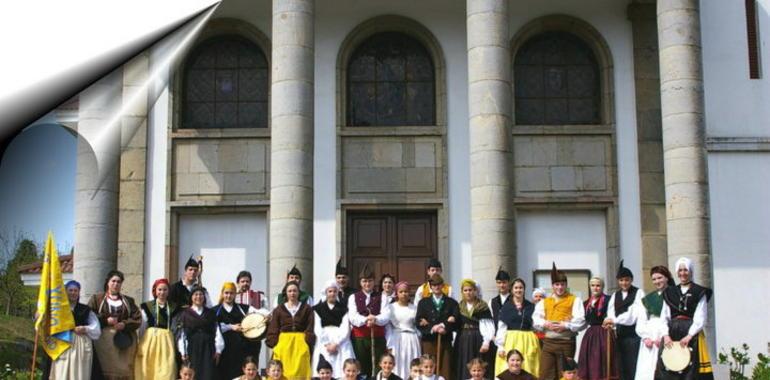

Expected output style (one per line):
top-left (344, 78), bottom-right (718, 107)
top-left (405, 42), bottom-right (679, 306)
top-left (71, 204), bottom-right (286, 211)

top-left (183, 36), bottom-right (268, 129)
top-left (515, 32), bottom-right (600, 125)
top-left (347, 32), bottom-right (435, 126)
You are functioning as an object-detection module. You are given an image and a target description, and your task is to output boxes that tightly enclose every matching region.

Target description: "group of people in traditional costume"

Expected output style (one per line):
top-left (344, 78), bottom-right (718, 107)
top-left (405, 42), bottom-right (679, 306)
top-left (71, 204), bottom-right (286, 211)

top-left (41, 252), bottom-right (713, 380)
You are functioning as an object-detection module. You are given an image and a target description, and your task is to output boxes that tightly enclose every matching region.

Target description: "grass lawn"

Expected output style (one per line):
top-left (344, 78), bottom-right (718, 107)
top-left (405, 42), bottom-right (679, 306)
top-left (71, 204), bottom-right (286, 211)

top-left (0, 314), bottom-right (40, 375)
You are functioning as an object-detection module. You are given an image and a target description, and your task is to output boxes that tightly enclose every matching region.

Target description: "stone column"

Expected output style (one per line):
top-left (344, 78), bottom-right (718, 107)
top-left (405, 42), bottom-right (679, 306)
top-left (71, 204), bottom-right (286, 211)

top-left (657, 0), bottom-right (712, 287)
top-left (74, 70), bottom-right (122, 301)
top-left (467, 0), bottom-right (515, 295)
top-left (269, 0), bottom-right (314, 297)
top-left (629, 2), bottom-right (668, 290)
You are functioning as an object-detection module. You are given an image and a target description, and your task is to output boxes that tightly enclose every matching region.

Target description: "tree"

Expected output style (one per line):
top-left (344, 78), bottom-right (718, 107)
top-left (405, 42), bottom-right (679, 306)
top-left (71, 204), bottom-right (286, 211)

top-left (0, 229), bottom-right (40, 316)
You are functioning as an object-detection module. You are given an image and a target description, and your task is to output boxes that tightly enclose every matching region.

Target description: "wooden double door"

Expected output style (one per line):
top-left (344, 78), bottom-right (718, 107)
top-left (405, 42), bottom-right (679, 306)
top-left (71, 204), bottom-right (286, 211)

top-left (346, 211), bottom-right (437, 295)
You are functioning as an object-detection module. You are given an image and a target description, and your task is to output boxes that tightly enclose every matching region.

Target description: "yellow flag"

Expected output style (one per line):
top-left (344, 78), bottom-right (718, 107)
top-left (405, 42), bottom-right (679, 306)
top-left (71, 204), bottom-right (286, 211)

top-left (35, 232), bottom-right (75, 360)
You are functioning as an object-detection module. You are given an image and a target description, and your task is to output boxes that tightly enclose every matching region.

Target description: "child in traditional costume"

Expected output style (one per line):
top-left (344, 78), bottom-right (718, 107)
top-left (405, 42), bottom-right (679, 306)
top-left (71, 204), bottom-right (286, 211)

top-left (385, 281), bottom-right (421, 379)
top-left (415, 274), bottom-right (459, 379)
top-left (494, 278), bottom-right (540, 377)
top-left (604, 260), bottom-right (644, 380)
top-left (408, 358), bottom-right (422, 380)
top-left (135, 278), bottom-right (177, 380)
top-left (88, 270), bottom-right (142, 380)
top-left (656, 257), bottom-right (714, 380)
top-left (576, 277), bottom-right (616, 380)
top-left (419, 354), bottom-right (446, 380)
top-left (634, 265), bottom-right (674, 380)
top-left (49, 280), bottom-right (101, 380)
top-left (234, 356), bottom-right (259, 380)
top-left (495, 349), bottom-right (536, 380)
top-left (266, 281), bottom-right (315, 380)
top-left (348, 264), bottom-right (390, 377)
top-left (178, 286), bottom-right (224, 380)
top-left (313, 355), bottom-right (336, 380)
top-left (342, 358), bottom-right (369, 380)
top-left (455, 278), bottom-right (495, 378)
top-left (532, 263), bottom-right (585, 380)
top-left (559, 357), bottom-right (580, 380)
top-left (374, 352), bottom-right (403, 380)
top-left (178, 363), bottom-right (195, 380)
top-left (266, 360), bottom-right (289, 380)
top-left (466, 357), bottom-right (490, 380)
top-left (313, 280), bottom-right (355, 376)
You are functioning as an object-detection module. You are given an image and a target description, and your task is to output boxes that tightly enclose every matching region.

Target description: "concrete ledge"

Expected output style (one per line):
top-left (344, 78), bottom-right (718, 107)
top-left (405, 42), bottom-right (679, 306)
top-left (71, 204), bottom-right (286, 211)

top-left (706, 136), bottom-right (770, 152)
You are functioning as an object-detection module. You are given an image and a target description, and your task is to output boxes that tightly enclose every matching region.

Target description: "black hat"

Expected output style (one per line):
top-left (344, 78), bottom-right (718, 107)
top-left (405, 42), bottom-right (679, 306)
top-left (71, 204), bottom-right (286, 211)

top-left (359, 263), bottom-right (374, 279)
top-left (113, 330), bottom-right (134, 349)
top-left (495, 266), bottom-right (511, 281)
top-left (616, 259), bottom-right (633, 279)
top-left (184, 254), bottom-right (199, 269)
top-left (317, 354), bottom-right (333, 372)
top-left (335, 258), bottom-right (348, 276)
top-left (236, 270), bottom-right (252, 281)
top-left (426, 258), bottom-right (442, 269)
top-left (561, 355), bottom-right (578, 372)
top-left (287, 264), bottom-right (302, 278)
top-left (551, 262), bottom-right (567, 284)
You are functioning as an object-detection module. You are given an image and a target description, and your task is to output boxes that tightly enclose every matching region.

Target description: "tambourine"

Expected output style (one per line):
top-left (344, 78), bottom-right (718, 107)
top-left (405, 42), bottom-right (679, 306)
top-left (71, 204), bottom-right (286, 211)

top-left (241, 313), bottom-right (267, 340)
top-left (661, 343), bottom-right (692, 373)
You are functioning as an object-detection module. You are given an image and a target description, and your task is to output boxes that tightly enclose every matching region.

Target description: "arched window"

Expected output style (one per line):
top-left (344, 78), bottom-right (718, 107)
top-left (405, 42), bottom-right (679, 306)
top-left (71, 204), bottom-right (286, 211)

top-left (515, 31), bottom-right (600, 125)
top-left (347, 32), bottom-right (435, 126)
top-left (182, 35), bottom-right (268, 129)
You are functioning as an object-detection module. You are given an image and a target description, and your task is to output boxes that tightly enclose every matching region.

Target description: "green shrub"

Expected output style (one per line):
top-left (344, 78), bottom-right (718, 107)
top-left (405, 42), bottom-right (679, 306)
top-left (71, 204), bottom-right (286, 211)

top-left (719, 344), bottom-right (770, 380)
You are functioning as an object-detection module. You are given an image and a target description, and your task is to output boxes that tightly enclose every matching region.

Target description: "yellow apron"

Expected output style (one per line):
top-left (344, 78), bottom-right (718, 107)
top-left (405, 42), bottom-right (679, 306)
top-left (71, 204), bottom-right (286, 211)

top-left (494, 330), bottom-right (541, 377)
top-left (272, 332), bottom-right (311, 380)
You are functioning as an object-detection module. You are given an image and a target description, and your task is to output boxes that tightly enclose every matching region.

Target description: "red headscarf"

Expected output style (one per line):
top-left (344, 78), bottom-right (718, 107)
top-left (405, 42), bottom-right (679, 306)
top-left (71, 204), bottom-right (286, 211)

top-left (152, 278), bottom-right (170, 298)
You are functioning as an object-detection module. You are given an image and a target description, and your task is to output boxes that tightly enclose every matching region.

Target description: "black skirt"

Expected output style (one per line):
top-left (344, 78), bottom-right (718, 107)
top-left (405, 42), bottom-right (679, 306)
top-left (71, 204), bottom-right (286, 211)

top-left (454, 325), bottom-right (493, 379)
top-left (187, 330), bottom-right (216, 380)
top-left (655, 319), bottom-right (713, 380)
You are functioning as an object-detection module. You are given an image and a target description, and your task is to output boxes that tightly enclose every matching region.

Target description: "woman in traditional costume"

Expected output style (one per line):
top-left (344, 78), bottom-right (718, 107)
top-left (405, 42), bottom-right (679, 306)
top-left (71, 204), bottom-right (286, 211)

top-left (455, 279), bottom-right (495, 379)
top-left (656, 257), bottom-right (714, 380)
top-left (380, 274), bottom-right (396, 305)
top-left (88, 270), bottom-right (142, 380)
top-left (634, 265), bottom-right (675, 380)
top-left (576, 277), bottom-right (616, 380)
top-left (495, 349), bottom-right (536, 380)
top-left (494, 278), bottom-right (540, 377)
top-left (49, 280), bottom-right (101, 379)
top-left (217, 282), bottom-right (262, 380)
top-left (135, 278), bottom-right (177, 380)
top-left (178, 286), bottom-right (224, 380)
top-left (385, 281), bottom-right (421, 379)
top-left (266, 281), bottom-right (316, 380)
top-left (312, 280), bottom-right (355, 376)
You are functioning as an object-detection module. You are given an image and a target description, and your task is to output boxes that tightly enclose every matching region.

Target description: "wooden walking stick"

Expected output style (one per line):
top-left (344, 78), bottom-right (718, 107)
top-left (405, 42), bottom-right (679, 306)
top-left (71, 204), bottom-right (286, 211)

top-left (436, 329), bottom-right (442, 375)
top-left (606, 328), bottom-right (612, 380)
top-left (370, 326), bottom-right (376, 378)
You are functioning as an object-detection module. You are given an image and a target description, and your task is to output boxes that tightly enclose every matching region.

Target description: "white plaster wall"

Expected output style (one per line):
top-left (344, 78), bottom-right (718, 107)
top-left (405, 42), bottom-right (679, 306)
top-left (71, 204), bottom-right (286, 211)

top-left (177, 213), bottom-right (269, 297)
top-left (509, 0), bottom-right (643, 281)
top-left (708, 154), bottom-right (770, 356)
top-left (702, 0), bottom-right (770, 137)
top-left (145, 86), bottom-right (169, 299)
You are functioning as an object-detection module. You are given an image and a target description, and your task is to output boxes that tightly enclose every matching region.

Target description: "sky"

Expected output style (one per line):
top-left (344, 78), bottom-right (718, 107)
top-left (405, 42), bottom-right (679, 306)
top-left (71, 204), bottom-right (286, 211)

top-left (0, 123), bottom-right (76, 254)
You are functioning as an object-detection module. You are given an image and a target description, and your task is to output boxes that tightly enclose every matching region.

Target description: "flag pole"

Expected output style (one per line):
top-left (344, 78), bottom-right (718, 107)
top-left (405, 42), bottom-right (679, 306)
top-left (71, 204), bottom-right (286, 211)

top-left (30, 326), bottom-right (40, 379)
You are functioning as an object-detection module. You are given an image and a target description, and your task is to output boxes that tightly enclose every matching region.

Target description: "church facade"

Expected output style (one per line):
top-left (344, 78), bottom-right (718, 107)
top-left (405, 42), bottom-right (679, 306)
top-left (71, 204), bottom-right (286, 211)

top-left (68, 0), bottom-right (770, 357)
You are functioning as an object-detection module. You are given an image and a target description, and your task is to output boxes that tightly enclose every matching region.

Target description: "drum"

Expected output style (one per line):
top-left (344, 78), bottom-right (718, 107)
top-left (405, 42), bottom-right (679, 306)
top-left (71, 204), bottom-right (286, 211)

top-left (662, 343), bottom-right (692, 373)
top-left (241, 313), bottom-right (267, 340)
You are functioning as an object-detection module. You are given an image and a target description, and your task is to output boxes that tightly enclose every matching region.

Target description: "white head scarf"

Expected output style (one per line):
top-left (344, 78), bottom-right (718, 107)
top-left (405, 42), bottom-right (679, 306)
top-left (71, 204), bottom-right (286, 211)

top-left (319, 280), bottom-right (341, 303)
top-left (674, 257), bottom-right (694, 282)
top-left (532, 288), bottom-right (547, 299)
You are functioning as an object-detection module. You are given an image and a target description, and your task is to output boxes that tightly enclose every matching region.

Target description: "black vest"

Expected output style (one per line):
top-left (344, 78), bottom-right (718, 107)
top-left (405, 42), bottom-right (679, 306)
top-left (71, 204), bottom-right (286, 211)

top-left (490, 294), bottom-right (511, 325)
top-left (72, 303), bottom-right (91, 327)
top-left (613, 286), bottom-right (639, 337)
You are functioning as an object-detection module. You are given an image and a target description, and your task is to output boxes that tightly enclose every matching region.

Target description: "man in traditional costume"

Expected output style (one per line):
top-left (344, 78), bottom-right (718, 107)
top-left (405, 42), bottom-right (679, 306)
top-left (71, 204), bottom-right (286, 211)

top-left (603, 260), bottom-right (644, 379)
top-left (413, 258), bottom-right (452, 305)
top-left (489, 267), bottom-right (512, 326)
top-left (335, 258), bottom-right (358, 303)
top-left (234, 270), bottom-right (270, 368)
top-left (273, 264), bottom-right (314, 307)
top-left (169, 255), bottom-right (212, 308)
top-left (48, 280), bottom-right (101, 379)
top-left (634, 265), bottom-right (675, 380)
top-left (415, 274), bottom-right (459, 380)
top-left (348, 264), bottom-right (390, 377)
top-left (532, 263), bottom-right (585, 380)
top-left (656, 257), bottom-right (714, 380)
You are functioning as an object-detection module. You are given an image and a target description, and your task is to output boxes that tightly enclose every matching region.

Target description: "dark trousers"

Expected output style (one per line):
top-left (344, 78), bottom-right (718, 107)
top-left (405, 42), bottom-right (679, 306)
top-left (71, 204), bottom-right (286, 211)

top-left (539, 338), bottom-right (576, 380)
top-left (616, 334), bottom-right (640, 380)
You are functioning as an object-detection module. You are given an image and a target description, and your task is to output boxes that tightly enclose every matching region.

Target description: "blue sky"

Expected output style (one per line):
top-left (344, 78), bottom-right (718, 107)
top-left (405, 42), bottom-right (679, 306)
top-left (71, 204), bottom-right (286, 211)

top-left (0, 123), bottom-right (76, 254)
